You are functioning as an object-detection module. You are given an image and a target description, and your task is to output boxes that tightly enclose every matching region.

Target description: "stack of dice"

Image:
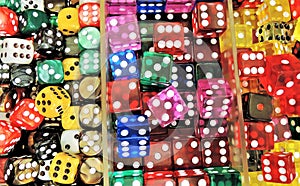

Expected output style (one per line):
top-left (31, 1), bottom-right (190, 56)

top-left (0, 0), bottom-right (299, 186)
top-left (229, 0), bottom-right (300, 185)
top-left (0, 1), bottom-right (104, 185)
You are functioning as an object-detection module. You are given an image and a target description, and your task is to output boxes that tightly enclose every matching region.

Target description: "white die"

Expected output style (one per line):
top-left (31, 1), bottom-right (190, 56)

top-left (60, 130), bottom-right (81, 154)
top-left (38, 160), bottom-right (51, 181)
top-left (0, 38), bottom-right (34, 64)
top-left (20, 0), bottom-right (45, 11)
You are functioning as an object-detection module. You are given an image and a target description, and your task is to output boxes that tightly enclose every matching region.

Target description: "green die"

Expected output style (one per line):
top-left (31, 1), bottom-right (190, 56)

top-left (140, 51), bottom-right (173, 86)
top-left (204, 167), bottom-right (241, 186)
top-left (0, 0), bottom-right (20, 12)
top-left (79, 50), bottom-right (100, 75)
top-left (37, 60), bottom-right (64, 84)
top-left (110, 170), bottom-right (143, 186)
top-left (19, 9), bottom-right (49, 35)
top-left (49, 15), bottom-right (58, 28)
top-left (78, 27), bottom-right (100, 50)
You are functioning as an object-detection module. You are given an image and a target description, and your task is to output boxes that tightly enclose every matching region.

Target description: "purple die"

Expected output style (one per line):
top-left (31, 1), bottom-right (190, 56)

top-left (165, 0), bottom-right (195, 13)
top-left (195, 118), bottom-right (228, 139)
top-left (272, 116), bottom-right (292, 142)
top-left (106, 14), bottom-right (141, 53)
top-left (147, 85), bottom-right (188, 128)
top-left (107, 0), bottom-right (137, 15)
top-left (197, 78), bottom-right (233, 119)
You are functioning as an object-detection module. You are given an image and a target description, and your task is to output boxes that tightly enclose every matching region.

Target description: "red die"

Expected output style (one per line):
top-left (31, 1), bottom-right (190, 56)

top-left (144, 171), bottom-right (175, 186)
top-left (174, 169), bottom-right (210, 186)
top-left (195, 118), bottom-right (228, 139)
top-left (261, 54), bottom-right (300, 98)
top-left (290, 0), bottom-right (300, 20)
top-left (144, 141), bottom-right (173, 172)
top-left (153, 22), bottom-right (185, 55)
top-left (192, 2), bottom-right (227, 37)
top-left (172, 136), bottom-right (202, 170)
top-left (272, 116), bottom-right (291, 142)
top-left (0, 7), bottom-right (18, 36)
top-left (0, 120), bottom-right (21, 154)
top-left (78, 3), bottom-right (100, 28)
top-left (201, 137), bottom-right (230, 167)
top-left (0, 157), bottom-right (7, 183)
top-left (174, 37), bottom-right (194, 64)
top-left (237, 50), bottom-right (266, 79)
top-left (107, 79), bottom-right (142, 113)
top-left (193, 37), bottom-right (220, 62)
top-left (244, 122), bottom-right (274, 150)
top-left (10, 98), bottom-right (44, 130)
top-left (262, 152), bottom-right (296, 184)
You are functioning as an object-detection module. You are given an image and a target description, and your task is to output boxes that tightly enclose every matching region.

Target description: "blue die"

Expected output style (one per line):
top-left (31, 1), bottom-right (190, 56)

top-left (109, 50), bottom-right (139, 80)
top-left (137, 0), bottom-right (166, 14)
top-left (117, 114), bottom-right (150, 158)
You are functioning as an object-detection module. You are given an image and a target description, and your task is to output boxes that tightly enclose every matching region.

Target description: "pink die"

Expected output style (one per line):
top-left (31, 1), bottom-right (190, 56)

top-left (106, 14), bottom-right (141, 52)
top-left (197, 78), bottom-right (233, 119)
top-left (147, 85), bottom-right (188, 127)
top-left (165, 0), bottom-right (195, 13)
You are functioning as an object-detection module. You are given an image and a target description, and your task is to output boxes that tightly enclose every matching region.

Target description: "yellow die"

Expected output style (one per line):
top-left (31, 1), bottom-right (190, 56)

top-left (251, 41), bottom-right (286, 56)
top-left (256, 0), bottom-right (291, 26)
top-left (58, 7), bottom-right (80, 36)
top-left (62, 58), bottom-right (81, 81)
top-left (247, 171), bottom-right (266, 186)
top-left (35, 86), bottom-right (71, 118)
top-left (61, 106), bottom-right (81, 130)
top-left (240, 8), bottom-right (258, 29)
top-left (50, 152), bottom-right (81, 184)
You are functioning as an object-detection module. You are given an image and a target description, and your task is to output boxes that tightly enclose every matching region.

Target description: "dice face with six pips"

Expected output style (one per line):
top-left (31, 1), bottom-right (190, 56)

top-left (0, 1), bottom-right (299, 186)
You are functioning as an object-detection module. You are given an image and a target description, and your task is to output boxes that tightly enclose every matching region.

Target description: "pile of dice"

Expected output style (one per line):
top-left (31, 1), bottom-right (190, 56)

top-left (0, 0), bottom-right (300, 186)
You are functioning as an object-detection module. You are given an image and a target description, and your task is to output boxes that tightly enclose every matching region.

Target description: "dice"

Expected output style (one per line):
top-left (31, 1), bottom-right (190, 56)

top-left (78, 2), bottom-right (100, 28)
top-left (171, 64), bottom-right (195, 91)
top-left (0, 7), bottom-right (18, 36)
top-left (10, 98), bottom-right (44, 130)
top-left (20, 0), bottom-right (44, 11)
top-left (78, 27), bottom-right (100, 50)
top-left (62, 58), bottom-right (81, 81)
top-left (108, 79), bottom-right (142, 113)
top-left (37, 60), bottom-right (64, 84)
top-left (57, 7), bottom-right (80, 36)
top-left (0, 38), bottom-right (34, 64)
top-left (144, 171), bottom-right (176, 186)
top-left (117, 114), bottom-right (150, 158)
top-left (111, 170), bottom-right (143, 186)
top-left (147, 85), bottom-right (188, 127)
top-left (172, 136), bottom-right (202, 169)
top-left (79, 49), bottom-right (100, 75)
top-left (79, 157), bottom-right (103, 184)
top-left (60, 130), bottom-right (81, 155)
top-left (174, 169), bottom-right (210, 186)
top-left (193, 37), bottom-right (220, 62)
top-left (0, 120), bottom-right (21, 155)
top-left (79, 130), bottom-right (102, 156)
top-left (140, 51), bottom-right (173, 86)
top-left (49, 152), bottom-right (81, 184)
top-left (38, 160), bottom-right (52, 181)
top-left (261, 152), bottom-right (296, 183)
top-left (153, 22), bottom-right (185, 55)
top-left (272, 116), bottom-right (291, 142)
top-left (106, 14), bottom-right (141, 52)
top-left (204, 167), bottom-right (241, 186)
top-left (18, 10), bottom-right (49, 35)
top-left (201, 137), bottom-right (230, 167)
top-left (10, 64), bottom-right (35, 87)
top-left (44, 0), bottom-right (66, 13)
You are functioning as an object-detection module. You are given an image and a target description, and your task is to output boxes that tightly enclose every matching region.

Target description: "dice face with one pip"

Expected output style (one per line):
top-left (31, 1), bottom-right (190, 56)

top-left (261, 152), bottom-right (296, 184)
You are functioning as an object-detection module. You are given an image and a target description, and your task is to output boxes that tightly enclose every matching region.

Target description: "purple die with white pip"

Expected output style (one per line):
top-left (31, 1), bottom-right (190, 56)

top-left (106, 0), bottom-right (137, 15)
top-left (272, 116), bottom-right (292, 142)
top-left (165, 0), bottom-right (195, 13)
top-left (147, 85), bottom-right (188, 128)
top-left (106, 14), bottom-right (141, 52)
top-left (197, 78), bottom-right (233, 119)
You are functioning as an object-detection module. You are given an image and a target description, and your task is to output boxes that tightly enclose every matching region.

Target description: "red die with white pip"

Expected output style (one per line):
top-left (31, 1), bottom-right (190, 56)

top-left (290, 0), bottom-right (300, 20)
top-left (238, 50), bottom-right (266, 79)
top-left (0, 120), bottom-right (21, 155)
top-left (172, 136), bottom-right (202, 170)
top-left (10, 98), bottom-right (44, 130)
top-left (174, 169), bottom-right (210, 186)
top-left (262, 152), bottom-right (296, 184)
top-left (143, 141), bottom-right (173, 172)
top-left (244, 121), bottom-right (274, 150)
top-left (153, 22), bottom-right (185, 55)
top-left (193, 37), bottom-right (220, 62)
top-left (201, 137), bottom-right (230, 167)
top-left (192, 2), bottom-right (227, 37)
top-left (0, 7), bottom-right (18, 36)
top-left (197, 78), bottom-right (233, 119)
top-left (272, 116), bottom-right (291, 142)
top-left (78, 3), bottom-right (100, 28)
top-left (144, 171), bottom-right (175, 186)
top-left (195, 118), bottom-right (228, 139)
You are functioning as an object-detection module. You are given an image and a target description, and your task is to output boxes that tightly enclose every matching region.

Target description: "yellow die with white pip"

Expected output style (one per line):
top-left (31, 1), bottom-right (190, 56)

top-left (63, 58), bottom-right (81, 81)
top-left (57, 7), bottom-right (80, 36)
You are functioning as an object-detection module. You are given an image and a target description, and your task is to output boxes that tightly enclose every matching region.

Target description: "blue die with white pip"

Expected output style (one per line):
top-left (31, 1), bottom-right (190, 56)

top-left (116, 114), bottom-right (150, 158)
top-left (137, 0), bottom-right (166, 14)
top-left (109, 50), bottom-right (139, 80)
